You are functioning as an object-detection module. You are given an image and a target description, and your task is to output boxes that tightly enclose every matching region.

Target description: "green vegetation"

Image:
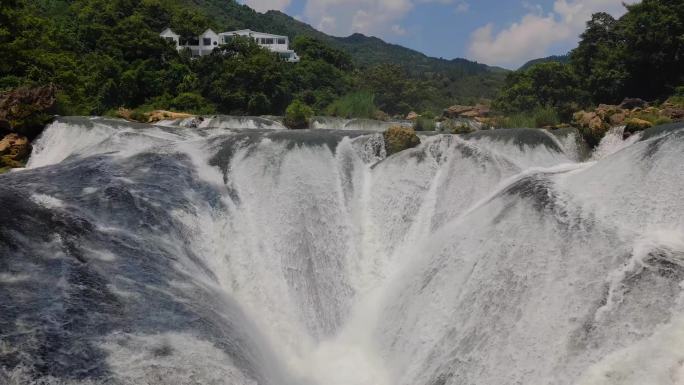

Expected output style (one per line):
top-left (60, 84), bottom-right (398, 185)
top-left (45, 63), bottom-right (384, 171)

top-left (518, 55), bottom-right (570, 71)
top-left (284, 100), bottom-right (313, 129)
top-left (494, 62), bottom-right (587, 122)
top-left (0, 0), bottom-right (506, 119)
top-left (494, 106), bottom-right (561, 129)
top-left (326, 91), bottom-right (377, 119)
top-left (495, 0), bottom-right (683, 130)
top-left (383, 126), bottom-right (420, 155)
top-left (414, 116), bottom-right (436, 131)
top-left (440, 119), bottom-right (474, 134)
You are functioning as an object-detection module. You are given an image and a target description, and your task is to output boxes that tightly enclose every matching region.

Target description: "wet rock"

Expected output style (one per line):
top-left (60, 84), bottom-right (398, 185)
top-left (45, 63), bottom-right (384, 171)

top-left (147, 110), bottom-right (195, 123)
top-left (619, 98), bottom-right (648, 110)
top-left (596, 104), bottom-right (622, 121)
top-left (444, 104), bottom-right (490, 119)
top-left (383, 126), bottom-right (420, 155)
top-left (625, 118), bottom-right (653, 133)
top-left (117, 108), bottom-right (196, 123)
top-left (609, 112), bottom-right (627, 125)
top-left (0, 85), bottom-right (57, 139)
top-left (406, 111), bottom-right (418, 120)
top-left (661, 108), bottom-right (684, 120)
top-left (180, 116), bottom-right (204, 128)
top-left (0, 133), bottom-right (30, 168)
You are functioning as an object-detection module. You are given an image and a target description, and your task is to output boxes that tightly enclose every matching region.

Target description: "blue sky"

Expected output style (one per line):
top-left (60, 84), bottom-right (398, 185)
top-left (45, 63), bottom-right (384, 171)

top-left (240, 0), bottom-right (636, 69)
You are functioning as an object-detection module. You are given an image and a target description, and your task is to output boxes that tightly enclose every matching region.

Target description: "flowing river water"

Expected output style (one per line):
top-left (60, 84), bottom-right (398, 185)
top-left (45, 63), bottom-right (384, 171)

top-left (1, 117), bottom-right (684, 385)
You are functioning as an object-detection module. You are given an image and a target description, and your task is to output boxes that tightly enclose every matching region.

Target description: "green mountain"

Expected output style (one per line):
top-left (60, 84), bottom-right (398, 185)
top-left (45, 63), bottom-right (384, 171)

top-left (176, 0), bottom-right (506, 77)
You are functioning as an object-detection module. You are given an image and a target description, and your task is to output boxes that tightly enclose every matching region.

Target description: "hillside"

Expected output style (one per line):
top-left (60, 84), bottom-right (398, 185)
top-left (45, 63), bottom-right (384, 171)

top-left (2, 0), bottom-right (508, 118)
top-left (175, 0), bottom-right (506, 87)
top-left (518, 55), bottom-right (570, 71)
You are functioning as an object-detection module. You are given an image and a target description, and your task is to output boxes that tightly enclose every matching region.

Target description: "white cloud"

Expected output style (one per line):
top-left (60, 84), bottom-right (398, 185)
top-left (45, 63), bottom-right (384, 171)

top-left (455, 1), bottom-right (469, 13)
top-left (241, 0), bottom-right (292, 13)
top-left (301, 0), bottom-right (458, 38)
top-left (303, 0), bottom-right (412, 37)
top-left (467, 0), bottom-right (637, 68)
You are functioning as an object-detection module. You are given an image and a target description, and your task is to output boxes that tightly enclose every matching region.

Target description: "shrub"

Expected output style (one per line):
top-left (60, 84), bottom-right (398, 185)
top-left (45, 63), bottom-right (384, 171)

top-left (284, 100), bottom-right (314, 129)
top-left (383, 126), bottom-right (420, 155)
top-left (326, 91), bottom-right (377, 119)
top-left (496, 106), bottom-right (560, 128)
top-left (169, 93), bottom-right (216, 115)
top-left (451, 123), bottom-right (474, 135)
top-left (129, 109), bottom-right (149, 122)
top-left (414, 116), bottom-right (436, 131)
top-left (653, 116), bottom-right (673, 126)
top-left (531, 106), bottom-right (561, 127)
top-left (625, 118), bottom-right (653, 133)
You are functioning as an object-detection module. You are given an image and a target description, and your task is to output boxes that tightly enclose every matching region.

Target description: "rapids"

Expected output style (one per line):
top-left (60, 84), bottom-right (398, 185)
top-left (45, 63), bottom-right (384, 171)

top-left (1, 116), bottom-right (684, 385)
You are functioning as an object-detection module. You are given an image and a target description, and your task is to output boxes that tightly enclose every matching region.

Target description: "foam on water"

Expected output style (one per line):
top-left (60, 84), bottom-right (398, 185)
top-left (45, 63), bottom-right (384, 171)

top-left (2, 116), bottom-right (684, 385)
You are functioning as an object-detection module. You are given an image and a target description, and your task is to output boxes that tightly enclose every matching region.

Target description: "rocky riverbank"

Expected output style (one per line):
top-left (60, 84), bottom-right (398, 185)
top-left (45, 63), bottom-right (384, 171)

top-left (0, 85), bottom-right (57, 171)
top-left (3, 84), bottom-right (683, 173)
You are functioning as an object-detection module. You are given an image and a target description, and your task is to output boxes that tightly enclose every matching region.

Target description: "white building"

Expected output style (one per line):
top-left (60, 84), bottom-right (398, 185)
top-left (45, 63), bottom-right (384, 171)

top-left (160, 28), bottom-right (299, 62)
top-left (219, 29), bottom-right (299, 62)
top-left (160, 28), bottom-right (219, 57)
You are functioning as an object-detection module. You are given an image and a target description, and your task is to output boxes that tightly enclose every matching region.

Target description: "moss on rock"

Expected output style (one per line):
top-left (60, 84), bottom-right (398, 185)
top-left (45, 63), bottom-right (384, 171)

top-left (0, 133), bottom-right (30, 169)
top-left (625, 118), bottom-right (653, 133)
top-left (0, 85), bottom-right (57, 139)
top-left (284, 100), bottom-right (314, 130)
top-left (383, 126), bottom-right (420, 155)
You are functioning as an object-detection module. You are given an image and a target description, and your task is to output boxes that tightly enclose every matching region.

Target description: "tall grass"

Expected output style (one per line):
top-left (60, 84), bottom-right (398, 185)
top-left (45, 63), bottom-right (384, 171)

top-left (326, 91), bottom-right (377, 119)
top-left (414, 116), bottom-right (436, 131)
top-left (496, 106), bottom-right (560, 128)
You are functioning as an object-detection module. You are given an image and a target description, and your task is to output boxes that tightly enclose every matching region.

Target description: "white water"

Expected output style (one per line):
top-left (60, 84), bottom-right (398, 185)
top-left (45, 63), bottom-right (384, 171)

top-left (4, 117), bottom-right (684, 385)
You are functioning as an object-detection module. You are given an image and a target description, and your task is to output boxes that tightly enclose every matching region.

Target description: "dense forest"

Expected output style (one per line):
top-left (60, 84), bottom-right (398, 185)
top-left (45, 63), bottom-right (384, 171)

top-left (0, 0), bottom-right (505, 118)
top-left (495, 0), bottom-right (684, 126)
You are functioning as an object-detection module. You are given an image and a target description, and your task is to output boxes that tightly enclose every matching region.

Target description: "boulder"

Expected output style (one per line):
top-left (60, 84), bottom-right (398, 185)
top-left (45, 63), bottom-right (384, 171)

top-left (444, 105), bottom-right (474, 117)
top-left (609, 112), bottom-right (627, 126)
top-left (383, 126), bottom-right (420, 155)
top-left (147, 110), bottom-right (194, 123)
top-left (0, 133), bottom-right (30, 169)
top-left (373, 110), bottom-right (390, 121)
top-left (619, 98), bottom-right (648, 110)
top-left (444, 104), bottom-right (490, 119)
top-left (589, 115), bottom-right (606, 132)
top-left (625, 118), bottom-right (653, 133)
top-left (0, 85), bottom-right (57, 139)
top-left (661, 108), bottom-right (684, 120)
top-left (573, 111), bottom-right (597, 127)
top-left (406, 111), bottom-right (418, 120)
top-left (179, 116), bottom-right (204, 128)
top-left (460, 109), bottom-right (481, 118)
top-left (596, 104), bottom-right (621, 119)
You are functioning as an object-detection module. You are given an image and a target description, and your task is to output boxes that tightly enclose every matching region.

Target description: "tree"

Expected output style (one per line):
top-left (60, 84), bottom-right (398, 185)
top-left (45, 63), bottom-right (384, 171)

top-left (570, 12), bottom-right (628, 104)
top-left (618, 0), bottom-right (684, 100)
top-left (194, 37), bottom-right (290, 114)
top-left (494, 62), bottom-right (588, 119)
top-left (291, 36), bottom-right (353, 71)
top-left (361, 64), bottom-right (416, 115)
top-left (571, 1), bottom-right (684, 103)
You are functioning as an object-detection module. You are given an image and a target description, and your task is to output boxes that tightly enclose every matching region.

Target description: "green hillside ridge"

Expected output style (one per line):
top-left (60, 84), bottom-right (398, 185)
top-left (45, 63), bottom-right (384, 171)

top-left (173, 0), bottom-right (501, 73)
top-left (169, 0), bottom-right (508, 105)
top-left (518, 55), bottom-right (570, 71)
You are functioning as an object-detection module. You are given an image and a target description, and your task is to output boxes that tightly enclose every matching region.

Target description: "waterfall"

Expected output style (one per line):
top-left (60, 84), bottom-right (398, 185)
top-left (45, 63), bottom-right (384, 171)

top-left (1, 117), bottom-right (684, 385)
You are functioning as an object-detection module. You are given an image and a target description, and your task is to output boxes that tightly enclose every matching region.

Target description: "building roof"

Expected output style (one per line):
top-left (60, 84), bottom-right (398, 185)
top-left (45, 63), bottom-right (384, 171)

top-left (220, 29), bottom-right (288, 39)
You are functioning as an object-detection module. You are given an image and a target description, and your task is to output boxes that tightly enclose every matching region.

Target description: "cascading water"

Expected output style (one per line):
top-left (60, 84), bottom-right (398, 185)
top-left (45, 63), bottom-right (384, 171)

top-left (1, 116), bottom-right (683, 385)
